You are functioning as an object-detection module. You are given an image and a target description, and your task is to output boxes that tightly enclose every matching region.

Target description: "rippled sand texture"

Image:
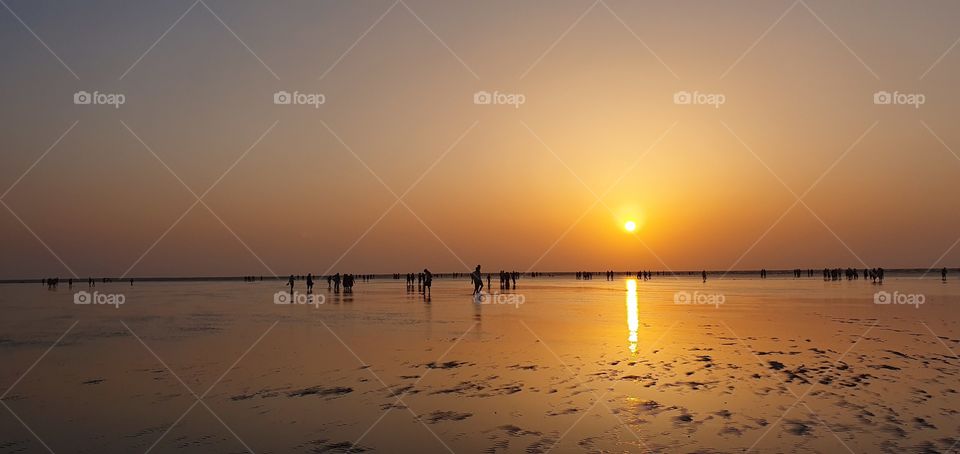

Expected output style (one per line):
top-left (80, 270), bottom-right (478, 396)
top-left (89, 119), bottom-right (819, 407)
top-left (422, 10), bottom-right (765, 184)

top-left (0, 277), bottom-right (957, 453)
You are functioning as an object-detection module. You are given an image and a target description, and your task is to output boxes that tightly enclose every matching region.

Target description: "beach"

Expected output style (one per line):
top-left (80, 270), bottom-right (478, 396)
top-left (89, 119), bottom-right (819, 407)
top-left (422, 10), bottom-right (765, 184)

top-left (0, 277), bottom-right (957, 453)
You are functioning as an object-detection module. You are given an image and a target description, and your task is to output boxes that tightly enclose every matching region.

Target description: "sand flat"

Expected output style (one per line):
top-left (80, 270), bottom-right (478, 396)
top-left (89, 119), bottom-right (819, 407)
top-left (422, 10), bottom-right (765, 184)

top-left (0, 277), bottom-right (957, 453)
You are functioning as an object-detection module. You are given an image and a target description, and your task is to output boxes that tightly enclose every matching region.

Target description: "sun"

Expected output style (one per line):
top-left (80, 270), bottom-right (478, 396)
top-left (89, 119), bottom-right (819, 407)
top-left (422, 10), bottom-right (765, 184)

top-left (624, 220), bottom-right (637, 232)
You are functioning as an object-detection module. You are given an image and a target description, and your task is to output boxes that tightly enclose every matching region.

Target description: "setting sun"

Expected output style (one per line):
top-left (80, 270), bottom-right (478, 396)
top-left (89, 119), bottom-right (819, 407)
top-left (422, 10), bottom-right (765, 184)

top-left (624, 220), bottom-right (637, 232)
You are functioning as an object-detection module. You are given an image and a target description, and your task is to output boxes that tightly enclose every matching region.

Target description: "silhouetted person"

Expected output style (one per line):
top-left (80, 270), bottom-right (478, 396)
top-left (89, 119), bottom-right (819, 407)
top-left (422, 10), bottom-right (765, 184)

top-left (287, 275), bottom-right (295, 291)
top-left (471, 265), bottom-right (484, 295)
top-left (423, 268), bottom-right (432, 296)
top-left (306, 273), bottom-right (314, 293)
top-left (942, 267), bottom-right (948, 282)
top-left (702, 270), bottom-right (707, 283)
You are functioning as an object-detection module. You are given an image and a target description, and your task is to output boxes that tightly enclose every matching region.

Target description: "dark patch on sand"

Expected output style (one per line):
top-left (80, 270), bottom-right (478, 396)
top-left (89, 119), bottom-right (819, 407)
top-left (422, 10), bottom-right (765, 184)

top-left (426, 360), bottom-right (468, 369)
top-left (287, 386), bottom-right (353, 399)
top-left (420, 410), bottom-right (472, 424)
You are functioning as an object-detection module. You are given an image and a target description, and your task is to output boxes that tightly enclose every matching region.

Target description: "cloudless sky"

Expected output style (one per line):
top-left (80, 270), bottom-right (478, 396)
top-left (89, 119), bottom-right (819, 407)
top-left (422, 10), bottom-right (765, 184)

top-left (2, 0), bottom-right (960, 278)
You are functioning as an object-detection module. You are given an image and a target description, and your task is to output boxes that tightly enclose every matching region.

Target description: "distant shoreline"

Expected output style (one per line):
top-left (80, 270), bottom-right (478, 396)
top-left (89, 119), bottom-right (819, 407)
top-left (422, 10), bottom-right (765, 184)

top-left (2, 268), bottom-right (954, 284)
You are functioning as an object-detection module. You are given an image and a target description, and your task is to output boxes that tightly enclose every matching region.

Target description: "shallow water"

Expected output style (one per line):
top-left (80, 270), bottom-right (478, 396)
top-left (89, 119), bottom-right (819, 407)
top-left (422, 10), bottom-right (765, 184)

top-left (0, 277), bottom-right (957, 453)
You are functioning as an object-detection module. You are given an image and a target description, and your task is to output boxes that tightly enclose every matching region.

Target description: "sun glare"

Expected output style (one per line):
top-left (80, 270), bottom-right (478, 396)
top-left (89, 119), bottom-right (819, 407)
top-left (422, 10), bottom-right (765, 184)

top-left (624, 220), bottom-right (637, 232)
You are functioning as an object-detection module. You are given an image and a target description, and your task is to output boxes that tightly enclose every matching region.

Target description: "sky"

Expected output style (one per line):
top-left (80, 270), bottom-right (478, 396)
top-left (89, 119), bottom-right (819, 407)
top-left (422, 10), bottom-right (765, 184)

top-left (2, 0), bottom-right (960, 278)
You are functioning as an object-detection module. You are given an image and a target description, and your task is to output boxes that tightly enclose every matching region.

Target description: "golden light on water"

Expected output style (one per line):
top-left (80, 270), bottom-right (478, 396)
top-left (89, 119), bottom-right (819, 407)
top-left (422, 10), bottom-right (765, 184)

top-left (626, 279), bottom-right (639, 354)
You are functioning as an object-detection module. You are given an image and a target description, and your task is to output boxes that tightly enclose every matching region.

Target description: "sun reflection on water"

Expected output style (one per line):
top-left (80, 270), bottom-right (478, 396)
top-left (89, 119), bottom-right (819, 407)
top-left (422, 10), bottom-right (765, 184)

top-left (626, 279), bottom-right (639, 354)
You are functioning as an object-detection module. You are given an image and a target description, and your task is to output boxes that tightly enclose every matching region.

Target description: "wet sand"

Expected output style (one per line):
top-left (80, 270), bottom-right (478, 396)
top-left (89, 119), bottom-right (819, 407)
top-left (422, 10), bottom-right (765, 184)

top-left (0, 277), bottom-right (957, 453)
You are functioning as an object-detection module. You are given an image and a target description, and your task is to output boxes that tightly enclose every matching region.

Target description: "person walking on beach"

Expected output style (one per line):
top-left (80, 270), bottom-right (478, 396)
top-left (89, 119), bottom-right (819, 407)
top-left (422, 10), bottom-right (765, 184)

top-left (942, 267), bottom-right (948, 282)
top-left (306, 273), bottom-right (314, 293)
top-left (702, 270), bottom-right (707, 283)
top-left (423, 268), bottom-right (433, 296)
top-left (287, 274), bottom-right (295, 292)
top-left (471, 265), bottom-right (484, 295)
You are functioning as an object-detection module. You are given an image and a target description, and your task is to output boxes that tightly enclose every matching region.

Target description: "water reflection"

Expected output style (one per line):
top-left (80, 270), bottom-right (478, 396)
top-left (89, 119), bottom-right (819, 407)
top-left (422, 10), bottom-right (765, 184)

top-left (626, 279), bottom-right (639, 354)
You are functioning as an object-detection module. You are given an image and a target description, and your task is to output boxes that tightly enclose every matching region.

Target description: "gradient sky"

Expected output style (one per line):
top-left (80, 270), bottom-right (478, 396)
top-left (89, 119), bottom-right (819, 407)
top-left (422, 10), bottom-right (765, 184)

top-left (2, 0), bottom-right (960, 278)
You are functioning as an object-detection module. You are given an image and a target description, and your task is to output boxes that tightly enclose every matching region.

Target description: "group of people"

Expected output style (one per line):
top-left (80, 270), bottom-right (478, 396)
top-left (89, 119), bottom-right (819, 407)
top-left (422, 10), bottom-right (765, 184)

top-left (285, 273), bottom-right (362, 293)
top-left (404, 269), bottom-right (434, 295)
top-left (43, 277), bottom-right (121, 289)
top-left (821, 267), bottom-right (885, 283)
top-left (498, 270), bottom-right (519, 289)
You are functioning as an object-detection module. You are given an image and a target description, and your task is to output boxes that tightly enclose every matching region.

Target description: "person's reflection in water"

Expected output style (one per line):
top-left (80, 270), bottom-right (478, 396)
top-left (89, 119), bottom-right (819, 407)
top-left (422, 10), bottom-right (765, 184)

top-left (626, 279), bottom-right (639, 354)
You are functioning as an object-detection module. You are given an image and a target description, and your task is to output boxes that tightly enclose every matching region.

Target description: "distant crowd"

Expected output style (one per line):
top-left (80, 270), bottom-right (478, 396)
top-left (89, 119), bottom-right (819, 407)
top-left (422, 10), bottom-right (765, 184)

top-left (37, 267), bottom-right (954, 294)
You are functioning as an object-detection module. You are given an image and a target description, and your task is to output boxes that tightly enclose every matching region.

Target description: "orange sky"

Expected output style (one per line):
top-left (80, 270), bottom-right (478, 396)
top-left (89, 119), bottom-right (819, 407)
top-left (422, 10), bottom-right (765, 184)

top-left (2, 0), bottom-right (960, 278)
